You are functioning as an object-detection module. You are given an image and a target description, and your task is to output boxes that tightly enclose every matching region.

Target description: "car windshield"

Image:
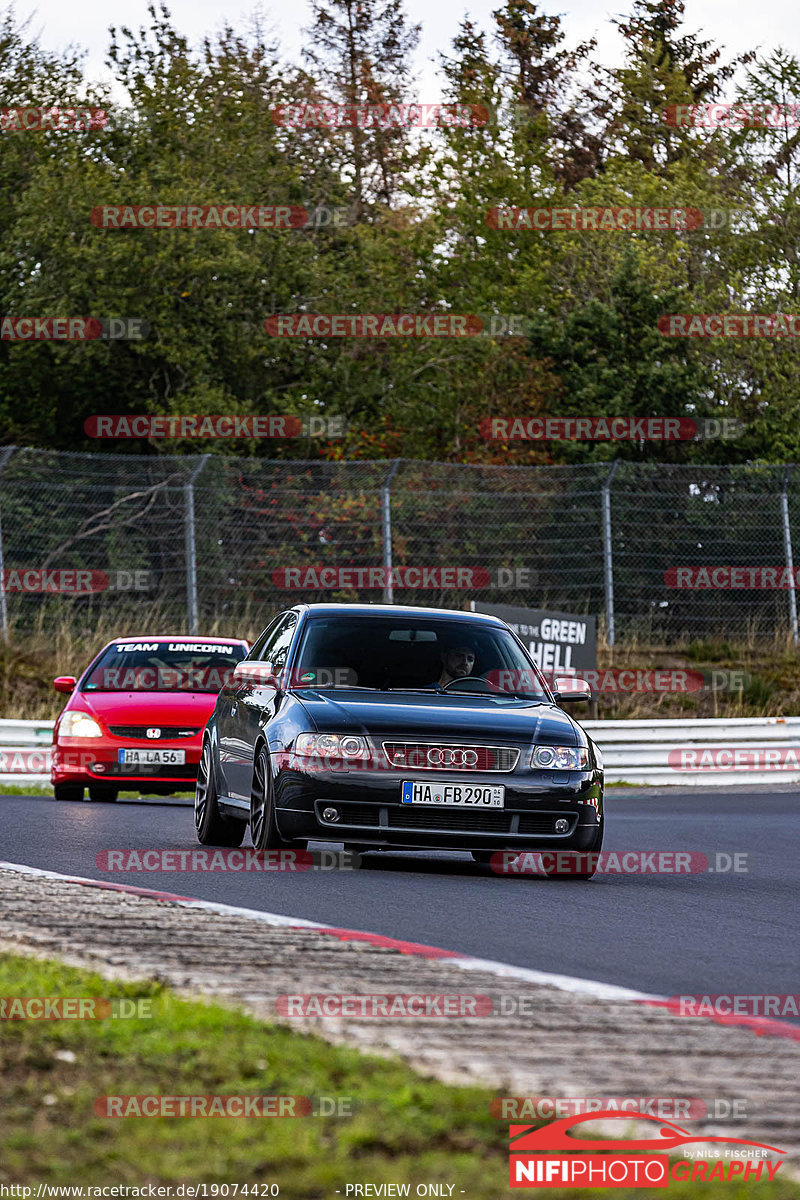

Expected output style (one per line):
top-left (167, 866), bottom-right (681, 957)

top-left (291, 615), bottom-right (550, 700)
top-left (81, 641), bottom-right (247, 693)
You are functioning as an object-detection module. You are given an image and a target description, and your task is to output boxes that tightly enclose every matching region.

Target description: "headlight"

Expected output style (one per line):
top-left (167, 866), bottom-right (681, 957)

top-left (60, 712), bottom-right (103, 738)
top-left (531, 745), bottom-right (589, 770)
top-left (294, 733), bottom-right (369, 760)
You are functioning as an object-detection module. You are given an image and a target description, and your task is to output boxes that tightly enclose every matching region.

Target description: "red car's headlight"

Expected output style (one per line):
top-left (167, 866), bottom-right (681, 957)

top-left (59, 712), bottom-right (103, 738)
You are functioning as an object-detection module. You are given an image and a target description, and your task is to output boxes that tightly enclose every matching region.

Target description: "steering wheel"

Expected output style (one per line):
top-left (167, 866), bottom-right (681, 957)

top-left (441, 675), bottom-right (501, 694)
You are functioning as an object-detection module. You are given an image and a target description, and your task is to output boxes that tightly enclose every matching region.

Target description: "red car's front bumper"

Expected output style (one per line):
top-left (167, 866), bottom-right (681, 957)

top-left (51, 734), bottom-right (203, 792)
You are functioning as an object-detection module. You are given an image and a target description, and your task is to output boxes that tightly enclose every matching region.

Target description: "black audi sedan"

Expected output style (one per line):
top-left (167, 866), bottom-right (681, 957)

top-left (194, 604), bottom-right (604, 876)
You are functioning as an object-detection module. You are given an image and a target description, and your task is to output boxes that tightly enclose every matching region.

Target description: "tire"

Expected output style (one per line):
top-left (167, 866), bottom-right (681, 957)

top-left (54, 783), bottom-right (84, 802)
top-left (250, 744), bottom-right (293, 851)
top-left (89, 785), bottom-right (118, 803)
top-left (195, 740), bottom-right (246, 847)
top-left (543, 822), bottom-right (604, 880)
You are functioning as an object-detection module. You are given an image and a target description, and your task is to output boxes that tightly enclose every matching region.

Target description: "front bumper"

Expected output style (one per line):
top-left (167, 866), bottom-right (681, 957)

top-left (51, 738), bottom-right (202, 790)
top-left (273, 759), bottom-right (603, 851)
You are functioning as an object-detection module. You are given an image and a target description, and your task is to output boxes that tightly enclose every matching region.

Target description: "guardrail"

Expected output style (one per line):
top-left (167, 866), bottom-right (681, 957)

top-left (584, 716), bottom-right (800, 786)
top-left (0, 718), bottom-right (55, 785)
top-left (2, 716), bottom-right (799, 789)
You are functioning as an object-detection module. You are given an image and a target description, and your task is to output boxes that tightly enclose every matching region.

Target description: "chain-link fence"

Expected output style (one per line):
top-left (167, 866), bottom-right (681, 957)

top-left (1, 447), bottom-right (799, 644)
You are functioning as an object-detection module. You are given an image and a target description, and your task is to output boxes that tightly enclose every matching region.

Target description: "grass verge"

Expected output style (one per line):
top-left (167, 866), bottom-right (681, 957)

top-left (0, 953), bottom-right (796, 1196)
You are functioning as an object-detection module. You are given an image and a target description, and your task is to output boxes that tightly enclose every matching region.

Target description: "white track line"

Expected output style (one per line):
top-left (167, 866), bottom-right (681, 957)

top-left (0, 858), bottom-right (672, 1002)
top-left (6, 858), bottom-right (800, 1040)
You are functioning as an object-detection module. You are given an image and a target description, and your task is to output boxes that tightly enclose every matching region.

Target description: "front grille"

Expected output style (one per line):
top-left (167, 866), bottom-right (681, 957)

top-left (387, 807), bottom-right (512, 832)
top-left (382, 741), bottom-right (519, 772)
top-left (109, 726), bottom-right (200, 740)
top-left (317, 803), bottom-right (575, 836)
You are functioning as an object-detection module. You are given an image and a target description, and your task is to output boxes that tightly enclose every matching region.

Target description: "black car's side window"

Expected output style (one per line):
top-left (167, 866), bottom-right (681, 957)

top-left (267, 614), bottom-right (298, 673)
top-left (248, 612), bottom-right (297, 668)
top-left (247, 616), bottom-right (283, 662)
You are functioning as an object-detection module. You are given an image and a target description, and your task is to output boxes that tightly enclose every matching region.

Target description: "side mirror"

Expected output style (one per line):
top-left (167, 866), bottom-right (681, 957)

top-left (233, 661), bottom-right (281, 689)
top-left (553, 677), bottom-right (591, 704)
top-left (54, 676), bottom-right (76, 695)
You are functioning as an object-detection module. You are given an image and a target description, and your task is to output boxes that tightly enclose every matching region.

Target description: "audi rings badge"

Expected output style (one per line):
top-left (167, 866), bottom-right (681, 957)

top-left (426, 747), bottom-right (479, 768)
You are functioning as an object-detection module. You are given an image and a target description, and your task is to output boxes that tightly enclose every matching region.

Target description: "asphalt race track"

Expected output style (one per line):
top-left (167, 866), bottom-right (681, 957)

top-left (1, 789), bottom-right (795, 1006)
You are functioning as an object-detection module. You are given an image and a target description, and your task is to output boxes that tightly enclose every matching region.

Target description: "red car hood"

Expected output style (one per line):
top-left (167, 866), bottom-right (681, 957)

top-left (74, 691), bottom-right (217, 727)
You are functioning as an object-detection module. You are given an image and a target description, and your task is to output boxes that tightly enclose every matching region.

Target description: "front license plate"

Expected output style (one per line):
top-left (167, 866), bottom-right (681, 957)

top-left (117, 748), bottom-right (186, 765)
top-left (401, 780), bottom-right (504, 807)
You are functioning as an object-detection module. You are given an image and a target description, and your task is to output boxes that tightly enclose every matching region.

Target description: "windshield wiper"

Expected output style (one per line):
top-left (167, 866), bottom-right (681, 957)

top-left (289, 684), bottom-right (391, 692)
top-left (381, 686), bottom-right (446, 694)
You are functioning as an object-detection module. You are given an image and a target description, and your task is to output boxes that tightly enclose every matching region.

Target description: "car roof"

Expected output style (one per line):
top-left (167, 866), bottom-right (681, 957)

top-left (290, 603), bottom-right (507, 625)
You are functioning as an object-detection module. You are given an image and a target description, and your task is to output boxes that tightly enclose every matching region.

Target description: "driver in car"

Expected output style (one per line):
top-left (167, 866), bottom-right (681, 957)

top-left (435, 641), bottom-right (477, 688)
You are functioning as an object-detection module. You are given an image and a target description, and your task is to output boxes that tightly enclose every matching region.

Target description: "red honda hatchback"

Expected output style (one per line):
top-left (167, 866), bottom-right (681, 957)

top-left (51, 635), bottom-right (249, 801)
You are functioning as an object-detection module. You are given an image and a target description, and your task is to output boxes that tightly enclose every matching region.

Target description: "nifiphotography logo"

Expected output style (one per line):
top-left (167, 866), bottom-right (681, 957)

top-left (508, 1111), bottom-right (785, 1187)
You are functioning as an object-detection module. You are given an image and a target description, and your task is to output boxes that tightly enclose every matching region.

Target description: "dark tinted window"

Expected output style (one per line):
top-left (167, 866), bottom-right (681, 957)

top-left (291, 615), bottom-right (549, 698)
top-left (248, 616), bottom-right (283, 662)
top-left (268, 613), bottom-right (298, 672)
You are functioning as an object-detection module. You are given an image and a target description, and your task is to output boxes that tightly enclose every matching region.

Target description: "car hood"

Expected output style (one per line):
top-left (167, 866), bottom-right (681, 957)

top-left (291, 690), bottom-right (583, 745)
top-left (72, 691), bottom-right (217, 726)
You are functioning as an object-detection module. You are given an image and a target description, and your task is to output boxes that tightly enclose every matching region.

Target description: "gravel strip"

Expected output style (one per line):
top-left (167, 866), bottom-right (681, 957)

top-left (1, 865), bottom-right (797, 1160)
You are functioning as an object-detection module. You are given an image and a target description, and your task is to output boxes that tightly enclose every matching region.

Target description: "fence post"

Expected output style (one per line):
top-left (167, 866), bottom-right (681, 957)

top-left (781, 467), bottom-right (798, 646)
top-left (185, 456), bottom-right (210, 635)
top-left (602, 462), bottom-right (620, 647)
top-left (382, 460), bottom-right (402, 603)
top-left (0, 446), bottom-right (18, 642)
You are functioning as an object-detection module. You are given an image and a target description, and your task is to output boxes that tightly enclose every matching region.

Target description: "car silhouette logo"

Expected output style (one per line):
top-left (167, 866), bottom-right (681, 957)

top-left (510, 1111), bottom-right (785, 1154)
top-left (146, 728), bottom-right (161, 739)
